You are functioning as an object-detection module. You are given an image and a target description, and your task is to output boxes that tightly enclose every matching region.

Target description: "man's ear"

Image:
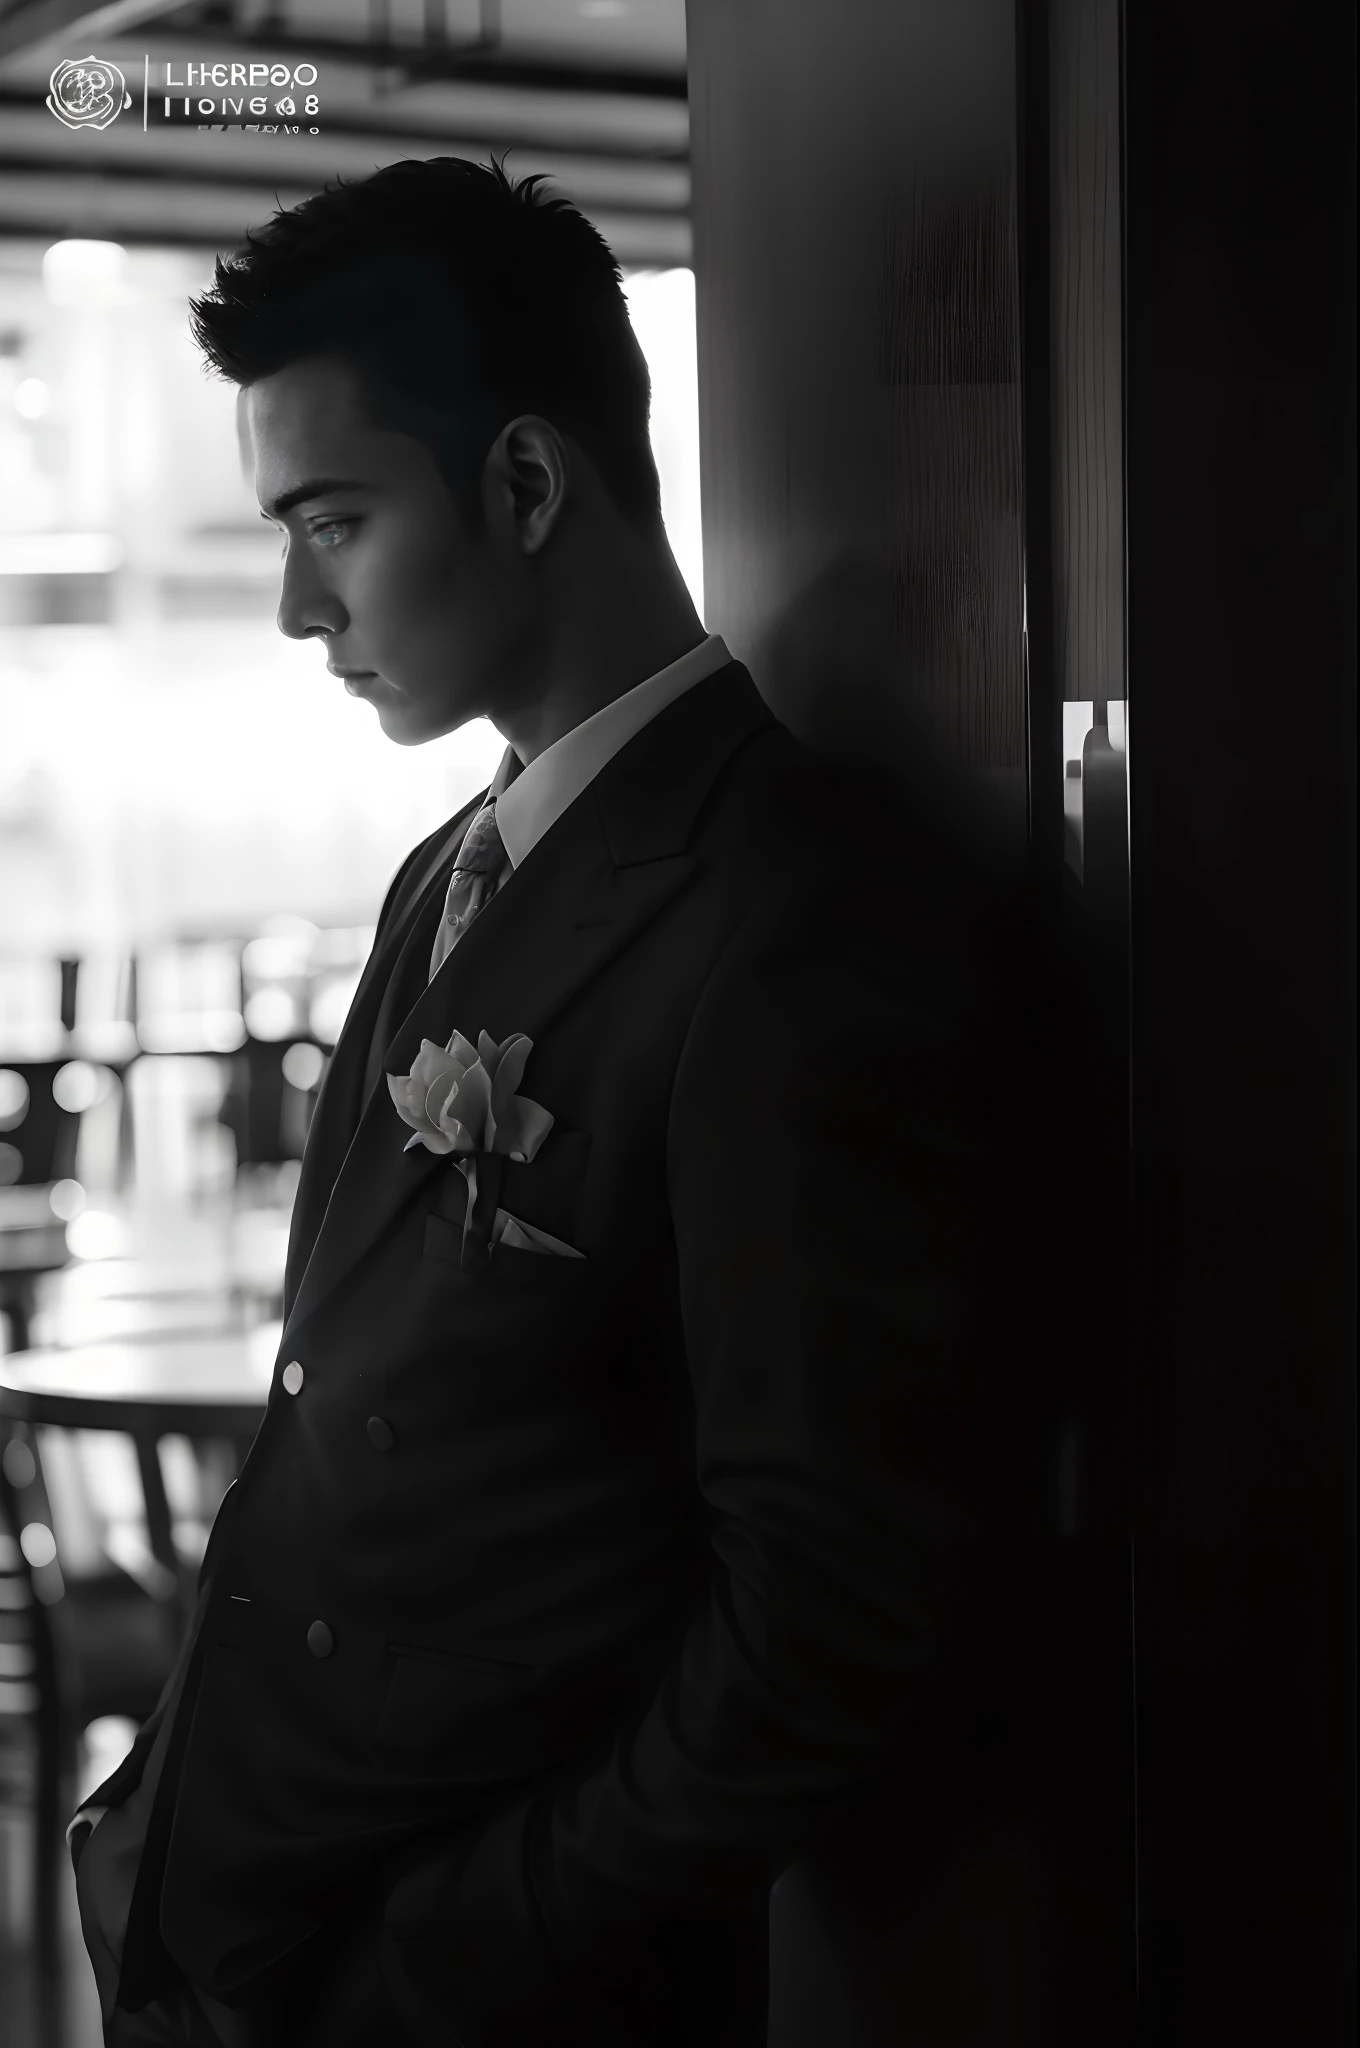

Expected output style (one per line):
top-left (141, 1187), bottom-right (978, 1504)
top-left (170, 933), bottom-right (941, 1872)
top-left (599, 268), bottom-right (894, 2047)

top-left (482, 415), bottom-right (568, 556)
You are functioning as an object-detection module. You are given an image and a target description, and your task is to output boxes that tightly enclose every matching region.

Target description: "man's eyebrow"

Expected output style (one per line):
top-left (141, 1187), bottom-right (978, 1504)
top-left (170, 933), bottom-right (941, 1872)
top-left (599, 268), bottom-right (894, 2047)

top-left (259, 477), bottom-right (370, 522)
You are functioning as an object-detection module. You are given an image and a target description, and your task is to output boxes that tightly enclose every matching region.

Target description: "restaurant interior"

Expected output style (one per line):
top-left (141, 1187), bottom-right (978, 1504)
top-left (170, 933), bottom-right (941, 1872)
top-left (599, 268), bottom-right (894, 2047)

top-left (0, 4), bottom-right (699, 2040)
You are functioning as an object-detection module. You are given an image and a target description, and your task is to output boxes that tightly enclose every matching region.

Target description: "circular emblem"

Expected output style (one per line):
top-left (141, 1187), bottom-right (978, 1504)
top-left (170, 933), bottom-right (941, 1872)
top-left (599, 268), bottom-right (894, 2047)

top-left (46, 55), bottom-right (132, 132)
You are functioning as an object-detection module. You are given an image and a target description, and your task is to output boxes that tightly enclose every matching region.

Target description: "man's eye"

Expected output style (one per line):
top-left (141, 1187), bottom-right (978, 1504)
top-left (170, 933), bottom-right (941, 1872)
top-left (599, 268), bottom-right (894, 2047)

top-left (310, 520), bottom-right (352, 547)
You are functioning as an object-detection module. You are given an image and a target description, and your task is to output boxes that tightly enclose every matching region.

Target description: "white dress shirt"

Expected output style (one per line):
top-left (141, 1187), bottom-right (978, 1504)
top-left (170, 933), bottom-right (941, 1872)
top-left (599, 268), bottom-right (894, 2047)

top-left (492, 631), bottom-right (731, 873)
top-left (432, 632), bottom-right (732, 921)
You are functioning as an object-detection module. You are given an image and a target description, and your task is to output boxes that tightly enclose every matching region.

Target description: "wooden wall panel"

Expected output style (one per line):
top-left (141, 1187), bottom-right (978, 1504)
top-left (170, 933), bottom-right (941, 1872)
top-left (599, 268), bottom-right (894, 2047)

top-left (687, 0), bottom-right (1026, 773)
top-left (1048, 0), bottom-right (1124, 710)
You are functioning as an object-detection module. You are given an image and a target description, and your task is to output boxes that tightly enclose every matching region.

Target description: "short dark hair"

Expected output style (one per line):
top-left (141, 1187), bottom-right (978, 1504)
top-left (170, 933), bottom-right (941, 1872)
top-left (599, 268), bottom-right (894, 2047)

top-left (189, 155), bottom-right (660, 522)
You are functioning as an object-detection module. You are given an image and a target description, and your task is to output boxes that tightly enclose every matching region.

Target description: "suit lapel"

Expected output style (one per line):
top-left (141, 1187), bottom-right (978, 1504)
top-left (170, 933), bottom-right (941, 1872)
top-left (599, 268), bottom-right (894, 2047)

top-left (281, 663), bottom-right (775, 1342)
top-left (282, 798), bottom-right (482, 1316)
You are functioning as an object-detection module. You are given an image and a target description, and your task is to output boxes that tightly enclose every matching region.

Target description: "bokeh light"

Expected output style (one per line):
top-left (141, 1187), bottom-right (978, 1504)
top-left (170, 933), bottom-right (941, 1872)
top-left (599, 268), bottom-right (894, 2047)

top-left (49, 1177), bottom-right (87, 1221)
top-left (41, 238), bottom-right (127, 309)
top-left (19, 1522), bottom-right (58, 1570)
top-left (281, 1041), bottom-right (325, 1092)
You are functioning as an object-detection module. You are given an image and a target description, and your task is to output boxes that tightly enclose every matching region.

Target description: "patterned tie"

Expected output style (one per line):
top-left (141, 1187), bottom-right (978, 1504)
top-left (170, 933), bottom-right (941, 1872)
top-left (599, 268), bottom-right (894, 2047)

top-left (428, 797), bottom-right (506, 980)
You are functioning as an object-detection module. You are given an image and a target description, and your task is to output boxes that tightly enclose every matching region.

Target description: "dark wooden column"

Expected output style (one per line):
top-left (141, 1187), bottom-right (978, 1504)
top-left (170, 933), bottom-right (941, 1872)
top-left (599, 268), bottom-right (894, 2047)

top-left (687, 0), bottom-right (1027, 806)
top-left (686, 7), bottom-right (1120, 2044)
top-left (1122, 4), bottom-right (1356, 2040)
top-left (1020, 7), bottom-right (1140, 2043)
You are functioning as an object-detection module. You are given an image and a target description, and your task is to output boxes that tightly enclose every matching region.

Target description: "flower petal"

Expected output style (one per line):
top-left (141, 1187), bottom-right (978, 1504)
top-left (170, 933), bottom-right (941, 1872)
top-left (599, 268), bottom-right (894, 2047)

top-left (410, 1038), bottom-right (458, 1094)
top-left (489, 1034), bottom-right (533, 1117)
top-left (388, 1070), bottom-right (435, 1136)
top-left (494, 1094), bottom-right (554, 1163)
top-left (447, 1060), bottom-right (493, 1149)
top-left (427, 1072), bottom-right (473, 1147)
top-left (446, 1029), bottom-right (480, 1070)
top-left (424, 1070), bottom-right (461, 1129)
top-left (408, 1125), bottom-right (457, 1155)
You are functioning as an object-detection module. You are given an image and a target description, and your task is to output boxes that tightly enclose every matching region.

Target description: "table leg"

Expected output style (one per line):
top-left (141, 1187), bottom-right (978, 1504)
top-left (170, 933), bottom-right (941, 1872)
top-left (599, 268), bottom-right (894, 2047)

top-left (132, 1432), bottom-right (189, 1625)
top-left (1, 1278), bottom-right (35, 1352)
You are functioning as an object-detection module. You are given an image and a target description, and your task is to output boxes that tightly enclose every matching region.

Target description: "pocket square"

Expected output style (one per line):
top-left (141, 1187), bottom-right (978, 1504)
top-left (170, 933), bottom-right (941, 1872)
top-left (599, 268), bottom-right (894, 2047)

top-left (492, 1211), bottom-right (585, 1259)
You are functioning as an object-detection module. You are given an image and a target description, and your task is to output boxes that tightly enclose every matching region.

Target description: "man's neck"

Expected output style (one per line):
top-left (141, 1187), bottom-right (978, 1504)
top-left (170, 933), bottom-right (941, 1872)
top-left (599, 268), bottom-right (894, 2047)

top-left (494, 544), bottom-right (706, 767)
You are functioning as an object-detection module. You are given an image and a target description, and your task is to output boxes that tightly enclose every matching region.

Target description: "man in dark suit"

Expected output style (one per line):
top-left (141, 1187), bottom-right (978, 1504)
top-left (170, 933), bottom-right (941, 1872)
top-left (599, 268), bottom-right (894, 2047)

top-left (71, 158), bottom-right (1053, 2046)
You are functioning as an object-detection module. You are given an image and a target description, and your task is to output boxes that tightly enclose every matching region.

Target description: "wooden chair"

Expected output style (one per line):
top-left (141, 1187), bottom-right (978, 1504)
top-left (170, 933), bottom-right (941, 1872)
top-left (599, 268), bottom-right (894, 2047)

top-left (0, 1416), bottom-right (177, 2004)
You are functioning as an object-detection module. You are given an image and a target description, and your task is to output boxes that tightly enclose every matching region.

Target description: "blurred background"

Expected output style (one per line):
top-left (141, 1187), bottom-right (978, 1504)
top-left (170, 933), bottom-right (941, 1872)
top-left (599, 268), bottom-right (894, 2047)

top-left (0, 4), bottom-right (699, 2039)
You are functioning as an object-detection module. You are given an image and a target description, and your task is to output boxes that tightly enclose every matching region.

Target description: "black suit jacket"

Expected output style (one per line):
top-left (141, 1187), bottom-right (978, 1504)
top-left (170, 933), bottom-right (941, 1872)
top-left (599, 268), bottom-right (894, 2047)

top-left (91, 661), bottom-right (1055, 2045)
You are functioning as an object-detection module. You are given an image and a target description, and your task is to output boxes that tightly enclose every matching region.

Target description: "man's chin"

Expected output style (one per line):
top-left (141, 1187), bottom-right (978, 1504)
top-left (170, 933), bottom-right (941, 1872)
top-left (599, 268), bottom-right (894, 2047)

top-left (343, 671), bottom-right (476, 745)
top-left (369, 695), bottom-right (468, 748)
top-left (377, 709), bottom-right (432, 747)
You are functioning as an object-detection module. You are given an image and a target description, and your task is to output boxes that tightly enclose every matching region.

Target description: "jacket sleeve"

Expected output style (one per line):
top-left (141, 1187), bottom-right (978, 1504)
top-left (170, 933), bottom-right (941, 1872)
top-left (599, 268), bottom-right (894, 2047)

top-left (383, 858), bottom-right (1018, 2044)
top-left (68, 1463), bottom-right (241, 1826)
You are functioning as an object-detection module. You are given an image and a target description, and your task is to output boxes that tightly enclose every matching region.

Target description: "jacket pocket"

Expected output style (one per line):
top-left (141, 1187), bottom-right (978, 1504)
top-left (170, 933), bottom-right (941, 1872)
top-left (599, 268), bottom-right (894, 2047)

top-left (212, 1591), bottom-right (255, 1649)
top-left (426, 1129), bottom-right (592, 1247)
top-left (422, 1211), bottom-right (590, 1282)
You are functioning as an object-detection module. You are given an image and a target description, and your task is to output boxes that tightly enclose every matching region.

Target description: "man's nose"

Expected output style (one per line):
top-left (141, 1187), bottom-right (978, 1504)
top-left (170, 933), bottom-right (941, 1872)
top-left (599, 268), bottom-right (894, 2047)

top-left (276, 542), bottom-right (346, 642)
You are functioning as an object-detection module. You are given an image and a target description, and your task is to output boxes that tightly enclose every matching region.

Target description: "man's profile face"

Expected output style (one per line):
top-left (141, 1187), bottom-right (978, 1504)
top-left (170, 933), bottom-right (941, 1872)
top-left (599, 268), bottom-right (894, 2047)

top-left (247, 355), bottom-right (519, 746)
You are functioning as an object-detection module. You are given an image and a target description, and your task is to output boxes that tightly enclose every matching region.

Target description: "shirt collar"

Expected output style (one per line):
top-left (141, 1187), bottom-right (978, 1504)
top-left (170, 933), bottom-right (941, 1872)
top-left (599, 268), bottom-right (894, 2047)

top-left (490, 633), bottom-right (731, 871)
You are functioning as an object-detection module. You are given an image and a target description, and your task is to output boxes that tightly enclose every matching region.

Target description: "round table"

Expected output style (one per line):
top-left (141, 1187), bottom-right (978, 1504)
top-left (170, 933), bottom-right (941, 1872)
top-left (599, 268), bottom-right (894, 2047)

top-left (0, 1329), bottom-right (276, 1612)
top-left (0, 1328), bottom-right (276, 1438)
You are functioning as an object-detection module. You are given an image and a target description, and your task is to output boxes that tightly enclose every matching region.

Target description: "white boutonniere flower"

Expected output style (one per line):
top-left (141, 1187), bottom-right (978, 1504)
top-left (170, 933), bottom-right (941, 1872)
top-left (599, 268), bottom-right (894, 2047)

top-left (388, 1029), bottom-right (555, 1267)
top-left (388, 1028), bottom-right (554, 1162)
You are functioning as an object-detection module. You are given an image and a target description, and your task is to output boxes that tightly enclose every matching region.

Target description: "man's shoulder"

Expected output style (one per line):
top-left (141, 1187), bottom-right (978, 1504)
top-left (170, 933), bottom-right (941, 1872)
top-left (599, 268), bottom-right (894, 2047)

top-left (704, 704), bottom-right (1015, 918)
top-left (696, 704), bottom-right (1052, 1071)
top-left (697, 706), bottom-right (848, 856)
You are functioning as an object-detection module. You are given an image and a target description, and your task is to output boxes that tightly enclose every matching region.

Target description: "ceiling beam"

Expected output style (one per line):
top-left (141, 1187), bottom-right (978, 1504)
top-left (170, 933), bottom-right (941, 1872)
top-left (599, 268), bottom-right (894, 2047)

top-left (208, 28), bottom-right (688, 104)
top-left (0, 0), bottom-right (185, 62)
top-left (0, 166), bottom-right (693, 264)
top-left (0, 100), bottom-right (691, 211)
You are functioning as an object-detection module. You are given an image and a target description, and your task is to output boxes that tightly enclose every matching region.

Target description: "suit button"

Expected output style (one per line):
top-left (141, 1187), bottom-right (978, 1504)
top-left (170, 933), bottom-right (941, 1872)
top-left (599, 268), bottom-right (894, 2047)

top-left (366, 1416), bottom-right (394, 1452)
top-left (282, 1361), bottom-right (304, 1396)
top-left (306, 1620), bottom-right (333, 1659)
